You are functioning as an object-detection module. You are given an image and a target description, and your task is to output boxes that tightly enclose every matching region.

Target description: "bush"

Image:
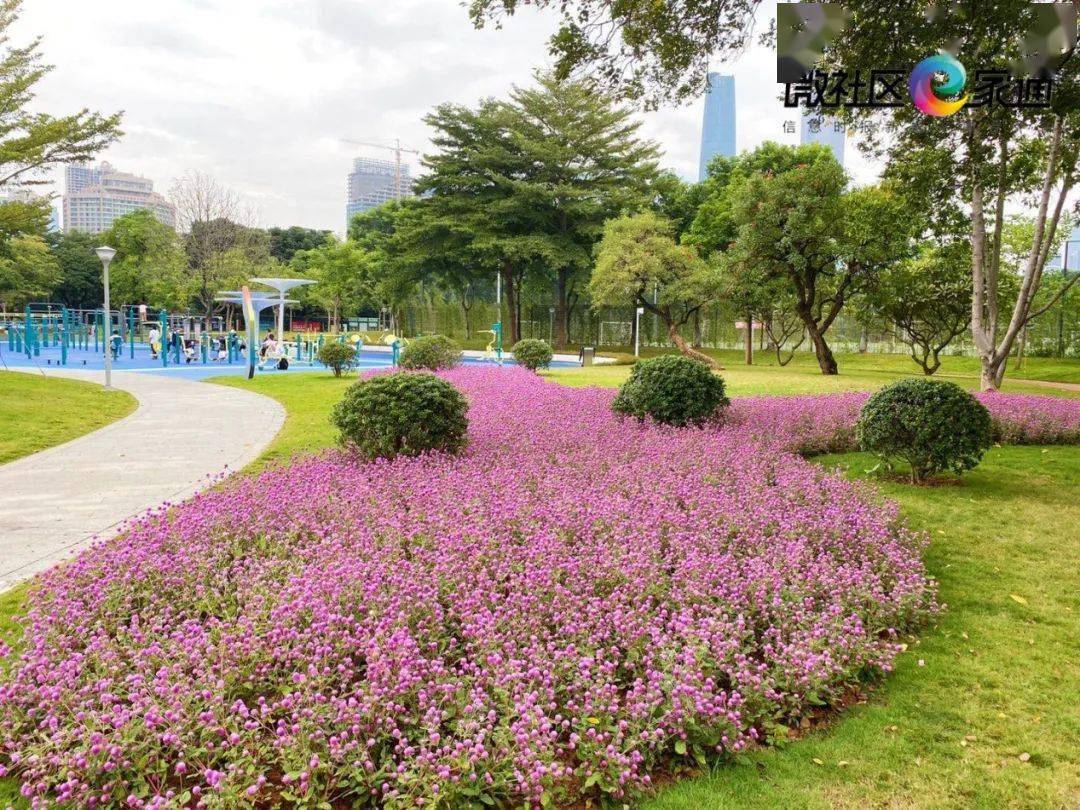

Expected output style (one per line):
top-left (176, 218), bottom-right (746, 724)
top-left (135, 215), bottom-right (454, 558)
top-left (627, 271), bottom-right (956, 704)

top-left (856, 378), bottom-right (992, 483)
top-left (317, 341), bottom-right (357, 377)
top-left (398, 334), bottom-right (462, 370)
top-left (331, 372), bottom-right (468, 460)
top-left (511, 338), bottom-right (554, 371)
top-left (612, 354), bottom-right (729, 426)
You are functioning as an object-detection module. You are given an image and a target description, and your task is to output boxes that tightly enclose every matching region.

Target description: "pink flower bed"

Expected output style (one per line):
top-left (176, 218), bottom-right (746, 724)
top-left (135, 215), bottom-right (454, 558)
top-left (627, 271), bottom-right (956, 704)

top-left (0, 368), bottom-right (941, 807)
top-left (724, 390), bottom-right (1080, 456)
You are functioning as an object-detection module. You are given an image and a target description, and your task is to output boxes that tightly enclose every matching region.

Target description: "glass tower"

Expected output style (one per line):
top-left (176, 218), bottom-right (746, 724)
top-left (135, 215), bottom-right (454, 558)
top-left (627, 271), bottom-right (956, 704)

top-left (698, 73), bottom-right (736, 181)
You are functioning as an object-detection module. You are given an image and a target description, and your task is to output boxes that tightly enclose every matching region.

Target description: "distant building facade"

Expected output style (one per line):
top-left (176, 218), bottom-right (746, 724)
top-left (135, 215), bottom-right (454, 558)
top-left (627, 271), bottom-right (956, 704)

top-left (346, 157), bottom-right (412, 229)
top-left (1047, 225), bottom-right (1080, 270)
top-left (698, 73), bottom-right (736, 181)
top-left (800, 113), bottom-right (846, 167)
top-left (63, 162), bottom-right (176, 234)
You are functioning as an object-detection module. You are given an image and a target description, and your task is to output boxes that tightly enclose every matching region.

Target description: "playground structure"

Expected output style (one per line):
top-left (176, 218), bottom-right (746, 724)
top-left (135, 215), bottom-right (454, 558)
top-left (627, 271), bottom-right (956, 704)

top-left (1, 302), bottom-right (321, 370)
top-left (3, 276), bottom-right (518, 376)
top-left (480, 322), bottom-right (504, 364)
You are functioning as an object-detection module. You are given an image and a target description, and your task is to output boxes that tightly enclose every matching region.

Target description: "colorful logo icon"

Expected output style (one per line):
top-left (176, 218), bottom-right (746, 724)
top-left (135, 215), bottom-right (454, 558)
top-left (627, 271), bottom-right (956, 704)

top-left (909, 53), bottom-right (968, 116)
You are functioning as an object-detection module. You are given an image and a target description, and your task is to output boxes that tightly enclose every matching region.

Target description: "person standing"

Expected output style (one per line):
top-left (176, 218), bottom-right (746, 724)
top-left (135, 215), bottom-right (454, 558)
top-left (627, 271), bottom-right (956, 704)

top-left (148, 325), bottom-right (160, 360)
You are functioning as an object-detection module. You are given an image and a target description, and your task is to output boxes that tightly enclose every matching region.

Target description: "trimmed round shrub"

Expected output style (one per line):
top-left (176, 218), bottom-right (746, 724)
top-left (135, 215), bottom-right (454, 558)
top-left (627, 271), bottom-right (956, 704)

top-left (511, 338), bottom-right (554, 371)
top-left (331, 372), bottom-right (469, 460)
top-left (398, 334), bottom-right (462, 371)
top-left (856, 378), bottom-right (992, 483)
top-left (612, 354), bottom-right (729, 426)
top-left (317, 341), bottom-right (357, 377)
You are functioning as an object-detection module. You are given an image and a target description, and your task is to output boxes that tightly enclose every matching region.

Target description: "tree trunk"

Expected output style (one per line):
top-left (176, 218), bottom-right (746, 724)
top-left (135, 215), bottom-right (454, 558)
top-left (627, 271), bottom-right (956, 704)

top-left (460, 299), bottom-right (472, 340)
top-left (668, 320), bottom-right (721, 368)
top-left (859, 326), bottom-right (869, 353)
top-left (501, 266), bottom-right (520, 346)
top-left (1013, 323), bottom-right (1027, 370)
top-left (744, 311), bottom-right (753, 365)
top-left (806, 322), bottom-right (838, 374)
top-left (553, 269), bottom-right (570, 349)
top-left (692, 310), bottom-right (703, 348)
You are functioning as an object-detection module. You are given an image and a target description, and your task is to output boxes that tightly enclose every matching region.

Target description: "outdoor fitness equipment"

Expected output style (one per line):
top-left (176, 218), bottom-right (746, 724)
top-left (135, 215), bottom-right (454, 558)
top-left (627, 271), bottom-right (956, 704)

top-left (479, 322), bottom-right (504, 364)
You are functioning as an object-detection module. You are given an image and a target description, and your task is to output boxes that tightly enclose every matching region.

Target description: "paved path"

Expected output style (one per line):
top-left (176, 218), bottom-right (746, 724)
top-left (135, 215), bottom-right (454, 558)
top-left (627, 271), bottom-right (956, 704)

top-left (0, 369), bottom-right (284, 591)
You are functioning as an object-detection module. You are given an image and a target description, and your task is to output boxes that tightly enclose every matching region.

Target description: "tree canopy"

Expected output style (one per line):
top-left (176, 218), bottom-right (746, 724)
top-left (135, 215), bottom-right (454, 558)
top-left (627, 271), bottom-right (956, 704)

top-left (590, 211), bottom-right (721, 365)
top-left (0, 0), bottom-right (121, 190)
top-left (409, 72), bottom-right (661, 347)
top-left (466, 0), bottom-right (760, 108)
top-left (717, 143), bottom-right (915, 374)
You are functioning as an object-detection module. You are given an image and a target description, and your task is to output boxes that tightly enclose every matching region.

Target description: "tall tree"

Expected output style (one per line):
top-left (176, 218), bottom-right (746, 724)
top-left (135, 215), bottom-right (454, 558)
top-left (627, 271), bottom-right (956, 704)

top-left (0, 0), bottom-right (121, 193)
top-left (509, 74), bottom-right (660, 347)
top-left (171, 171), bottom-right (268, 317)
top-left (724, 144), bottom-right (915, 374)
top-left (293, 239), bottom-right (374, 331)
top-left (466, 0), bottom-right (761, 107)
top-left (267, 226), bottom-right (331, 263)
top-left (590, 211), bottom-right (722, 366)
top-left (414, 74), bottom-right (659, 348)
top-left (0, 233), bottom-right (57, 311)
top-left (46, 230), bottom-right (102, 309)
top-left (824, 0), bottom-right (1080, 389)
top-left (412, 99), bottom-right (536, 345)
top-left (104, 209), bottom-right (189, 310)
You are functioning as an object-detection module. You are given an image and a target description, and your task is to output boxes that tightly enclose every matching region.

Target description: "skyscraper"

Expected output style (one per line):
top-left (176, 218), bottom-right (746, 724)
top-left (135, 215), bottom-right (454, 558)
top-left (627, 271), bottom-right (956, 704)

top-left (800, 113), bottom-right (846, 167)
top-left (698, 73), bottom-right (736, 181)
top-left (345, 157), bottom-right (413, 230)
top-left (62, 162), bottom-right (176, 234)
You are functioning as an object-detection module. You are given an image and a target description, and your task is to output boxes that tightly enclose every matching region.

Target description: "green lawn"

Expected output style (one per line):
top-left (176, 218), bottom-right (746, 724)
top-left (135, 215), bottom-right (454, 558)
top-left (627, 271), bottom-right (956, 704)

top-left (546, 349), bottom-right (1080, 396)
top-left (0, 371), bottom-right (137, 465)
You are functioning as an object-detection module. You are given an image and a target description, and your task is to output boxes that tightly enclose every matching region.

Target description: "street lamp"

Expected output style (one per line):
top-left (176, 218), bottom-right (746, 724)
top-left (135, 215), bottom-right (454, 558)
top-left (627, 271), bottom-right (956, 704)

top-left (635, 306), bottom-right (645, 357)
top-left (95, 245), bottom-right (117, 389)
top-left (1058, 239), bottom-right (1079, 359)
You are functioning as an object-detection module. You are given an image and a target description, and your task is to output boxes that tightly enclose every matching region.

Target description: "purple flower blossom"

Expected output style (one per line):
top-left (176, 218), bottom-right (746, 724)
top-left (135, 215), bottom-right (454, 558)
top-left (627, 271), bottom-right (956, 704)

top-left (0, 367), bottom-right (1012, 806)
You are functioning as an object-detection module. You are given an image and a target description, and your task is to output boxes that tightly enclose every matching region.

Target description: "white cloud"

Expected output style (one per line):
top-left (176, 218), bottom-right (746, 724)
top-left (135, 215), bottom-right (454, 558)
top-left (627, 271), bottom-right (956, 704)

top-left (17, 0), bottom-right (878, 235)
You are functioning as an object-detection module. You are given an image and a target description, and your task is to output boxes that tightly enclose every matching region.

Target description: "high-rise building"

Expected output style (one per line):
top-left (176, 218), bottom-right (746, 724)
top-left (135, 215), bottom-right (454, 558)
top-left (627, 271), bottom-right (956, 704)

top-left (698, 73), bottom-right (736, 181)
top-left (800, 113), bottom-right (846, 167)
top-left (346, 157), bottom-right (413, 229)
top-left (62, 162), bottom-right (176, 234)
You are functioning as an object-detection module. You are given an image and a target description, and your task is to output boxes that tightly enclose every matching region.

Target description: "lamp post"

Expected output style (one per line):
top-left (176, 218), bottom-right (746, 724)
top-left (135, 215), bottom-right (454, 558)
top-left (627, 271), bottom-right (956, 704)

top-left (1058, 240), bottom-right (1078, 359)
top-left (635, 306), bottom-right (644, 357)
top-left (95, 246), bottom-right (116, 389)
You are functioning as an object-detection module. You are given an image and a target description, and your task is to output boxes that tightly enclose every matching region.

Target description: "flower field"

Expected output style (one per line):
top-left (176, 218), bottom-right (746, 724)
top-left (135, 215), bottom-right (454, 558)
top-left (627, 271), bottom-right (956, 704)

top-left (0, 366), bottom-right (988, 807)
top-left (725, 389), bottom-right (1080, 457)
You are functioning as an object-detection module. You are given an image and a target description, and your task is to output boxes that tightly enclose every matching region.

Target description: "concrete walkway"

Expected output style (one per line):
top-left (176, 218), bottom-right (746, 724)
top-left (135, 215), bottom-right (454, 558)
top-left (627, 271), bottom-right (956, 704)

top-left (0, 369), bottom-right (284, 591)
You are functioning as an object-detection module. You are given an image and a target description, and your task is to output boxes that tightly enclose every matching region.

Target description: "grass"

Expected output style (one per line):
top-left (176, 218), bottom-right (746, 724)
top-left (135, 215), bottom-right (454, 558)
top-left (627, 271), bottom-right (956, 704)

top-left (545, 349), bottom-right (1080, 397)
top-left (0, 371), bottom-right (137, 465)
top-left (0, 365), bottom-right (1076, 806)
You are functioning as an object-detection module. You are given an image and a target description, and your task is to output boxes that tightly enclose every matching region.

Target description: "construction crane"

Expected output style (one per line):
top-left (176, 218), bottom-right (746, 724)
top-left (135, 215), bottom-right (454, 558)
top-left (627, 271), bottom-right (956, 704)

top-left (342, 138), bottom-right (420, 201)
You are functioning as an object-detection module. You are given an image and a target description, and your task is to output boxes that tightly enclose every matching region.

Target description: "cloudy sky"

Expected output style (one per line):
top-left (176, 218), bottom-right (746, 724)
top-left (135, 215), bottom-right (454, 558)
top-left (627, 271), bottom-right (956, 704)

top-left (17, 0), bottom-right (875, 235)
